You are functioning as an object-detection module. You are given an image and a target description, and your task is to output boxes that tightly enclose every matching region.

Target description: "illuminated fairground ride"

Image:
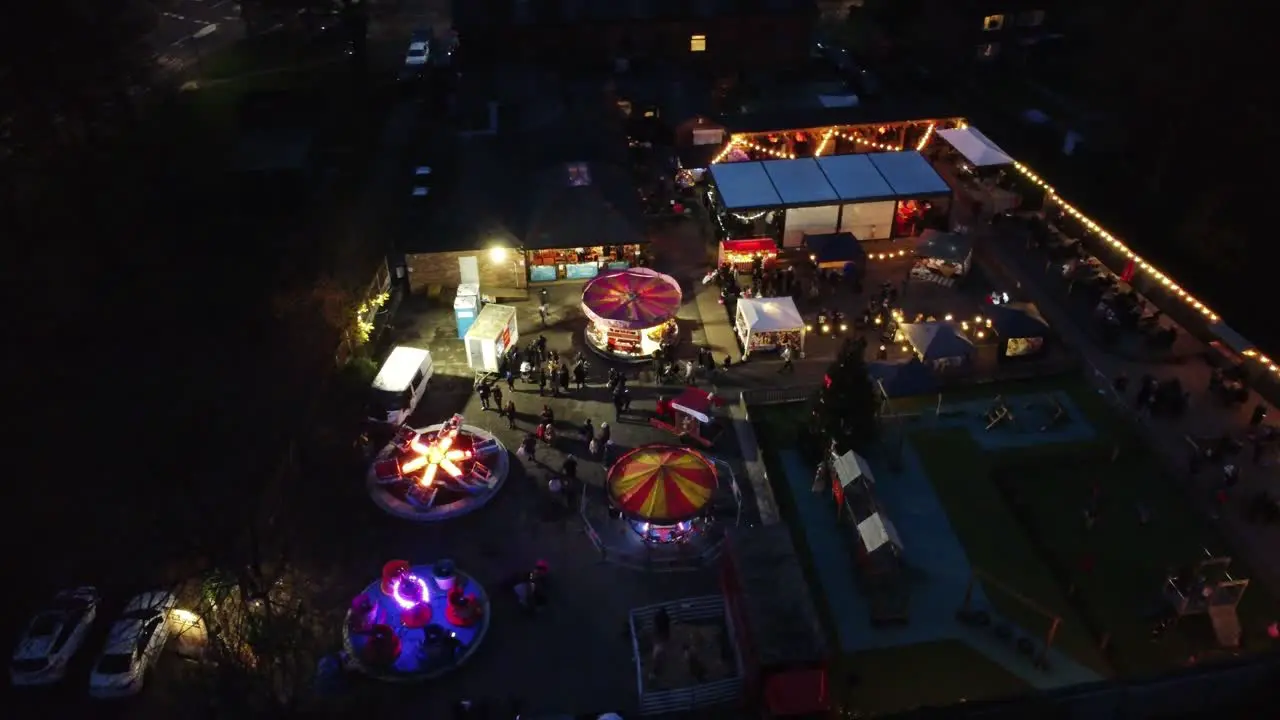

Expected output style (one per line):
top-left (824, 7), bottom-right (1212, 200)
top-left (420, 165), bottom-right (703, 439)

top-left (367, 414), bottom-right (510, 521)
top-left (343, 559), bottom-right (491, 681)
top-left (582, 268), bottom-right (682, 362)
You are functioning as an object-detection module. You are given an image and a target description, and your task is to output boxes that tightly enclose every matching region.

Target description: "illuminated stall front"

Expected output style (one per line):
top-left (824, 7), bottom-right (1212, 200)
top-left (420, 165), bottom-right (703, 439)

top-left (816, 154), bottom-right (897, 241)
top-left (707, 160), bottom-right (784, 242)
top-left (763, 157), bottom-right (841, 248)
top-left (582, 267), bottom-right (682, 361)
top-left (608, 445), bottom-right (719, 545)
top-left (522, 162), bottom-right (647, 283)
top-left (719, 237), bottom-right (780, 270)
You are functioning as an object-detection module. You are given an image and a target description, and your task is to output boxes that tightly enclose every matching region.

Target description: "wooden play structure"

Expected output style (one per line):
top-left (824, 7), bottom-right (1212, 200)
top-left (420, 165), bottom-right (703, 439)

top-left (829, 450), bottom-right (909, 624)
top-left (1164, 549), bottom-right (1250, 648)
top-left (985, 396), bottom-right (1013, 430)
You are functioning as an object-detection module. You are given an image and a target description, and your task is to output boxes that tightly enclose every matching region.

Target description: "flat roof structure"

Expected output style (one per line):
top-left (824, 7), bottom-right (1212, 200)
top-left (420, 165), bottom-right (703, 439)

top-left (866, 151), bottom-right (952, 198)
top-left (816, 154), bottom-right (895, 202)
top-left (710, 161), bottom-right (784, 210)
top-left (761, 159), bottom-right (840, 205)
top-left (936, 126), bottom-right (1014, 167)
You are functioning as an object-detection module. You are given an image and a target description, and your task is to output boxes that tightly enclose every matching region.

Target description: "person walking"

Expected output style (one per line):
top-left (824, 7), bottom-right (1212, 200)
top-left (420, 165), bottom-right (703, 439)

top-left (683, 359), bottom-right (696, 385)
top-left (581, 418), bottom-right (594, 444)
top-left (779, 344), bottom-right (794, 374)
top-left (537, 369), bottom-right (548, 396)
top-left (492, 384), bottom-right (504, 410)
top-left (538, 302), bottom-right (549, 327)
top-left (505, 400), bottom-right (518, 430)
top-left (621, 388), bottom-right (633, 413)
top-left (558, 364), bottom-right (570, 394)
top-left (573, 361), bottom-right (587, 390)
top-left (613, 392), bottom-right (626, 421)
top-left (521, 432), bottom-right (537, 462)
top-left (478, 384), bottom-right (491, 411)
top-left (505, 368), bottom-right (516, 391)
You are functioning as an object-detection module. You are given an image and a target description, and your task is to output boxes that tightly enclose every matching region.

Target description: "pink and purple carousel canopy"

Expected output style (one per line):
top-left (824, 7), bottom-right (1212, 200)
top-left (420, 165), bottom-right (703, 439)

top-left (581, 268), bottom-right (682, 330)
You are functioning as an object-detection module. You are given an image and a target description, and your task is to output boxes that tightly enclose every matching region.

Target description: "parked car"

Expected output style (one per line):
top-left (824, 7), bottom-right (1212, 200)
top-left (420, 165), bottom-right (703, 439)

top-left (88, 591), bottom-right (178, 698)
top-left (10, 587), bottom-right (100, 686)
top-left (405, 31), bottom-right (430, 67)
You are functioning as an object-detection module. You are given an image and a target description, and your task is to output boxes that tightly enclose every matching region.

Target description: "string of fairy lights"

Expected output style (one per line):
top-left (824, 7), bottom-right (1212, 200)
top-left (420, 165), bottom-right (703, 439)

top-left (709, 123), bottom-right (1267, 368)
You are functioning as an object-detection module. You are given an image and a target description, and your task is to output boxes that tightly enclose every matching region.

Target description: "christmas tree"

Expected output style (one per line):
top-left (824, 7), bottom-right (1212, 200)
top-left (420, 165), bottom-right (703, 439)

top-left (811, 340), bottom-right (879, 456)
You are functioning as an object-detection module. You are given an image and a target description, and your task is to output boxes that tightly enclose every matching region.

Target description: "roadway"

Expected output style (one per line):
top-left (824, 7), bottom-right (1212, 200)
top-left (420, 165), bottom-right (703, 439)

top-left (150, 0), bottom-right (244, 75)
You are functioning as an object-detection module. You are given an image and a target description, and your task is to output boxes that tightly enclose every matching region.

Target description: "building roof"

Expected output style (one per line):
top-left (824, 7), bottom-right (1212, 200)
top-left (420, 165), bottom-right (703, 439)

top-left (455, 0), bottom-right (815, 28)
top-left (522, 162), bottom-right (646, 249)
top-left (720, 96), bottom-right (961, 135)
top-left (816, 154), bottom-right (895, 201)
top-left (866, 151), bottom-right (952, 197)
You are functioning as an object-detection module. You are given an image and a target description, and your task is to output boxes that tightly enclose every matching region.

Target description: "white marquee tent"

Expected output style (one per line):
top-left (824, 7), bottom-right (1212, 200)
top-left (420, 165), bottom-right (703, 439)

top-left (735, 296), bottom-right (806, 354)
top-left (936, 126), bottom-right (1014, 167)
top-left (763, 159), bottom-right (841, 247)
top-left (867, 151), bottom-right (952, 198)
top-left (709, 161), bottom-right (783, 210)
top-left (817, 154), bottom-right (897, 241)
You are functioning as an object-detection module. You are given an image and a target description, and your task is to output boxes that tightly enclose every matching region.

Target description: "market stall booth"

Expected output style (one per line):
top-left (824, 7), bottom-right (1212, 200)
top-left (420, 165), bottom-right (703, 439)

top-left (735, 296), bottom-right (806, 357)
top-left (829, 449), bottom-right (907, 622)
top-left (719, 237), bottom-right (780, 271)
top-left (899, 321), bottom-right (973, 370)
top-left (914, 229), bottom-right (973, 278)
top-left (988, 302), bottom-right (1051, 360)
top-left (653, 387), bottom-right (727, 447)
top-left (816, 154), bottom-right (897, 241)
top-left (522, 162), bottom-right (647, 283)
top-left (803, 231), bottom-right (866, 279)
top-left (866, 151), bottom-right (953, 238)
top-left (868, 358), bottom-right (938, 399)
top-left (608, 445), bottom-right (719, 545)
top-left (582, 267), bottom-right (682, 361)
top-left (707, 160), bottom-right (785, 242)
top-left (463, 303), bottom-right (519, 374)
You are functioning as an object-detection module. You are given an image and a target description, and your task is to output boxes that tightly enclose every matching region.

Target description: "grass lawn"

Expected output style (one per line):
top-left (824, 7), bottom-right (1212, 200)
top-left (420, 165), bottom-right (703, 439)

top-left (748, 404), bottom-right (1033, 715)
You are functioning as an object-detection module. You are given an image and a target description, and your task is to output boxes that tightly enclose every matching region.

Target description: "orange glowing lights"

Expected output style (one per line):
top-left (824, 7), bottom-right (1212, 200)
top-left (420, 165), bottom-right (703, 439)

top-left (400, 429), bottom-right (473, 487)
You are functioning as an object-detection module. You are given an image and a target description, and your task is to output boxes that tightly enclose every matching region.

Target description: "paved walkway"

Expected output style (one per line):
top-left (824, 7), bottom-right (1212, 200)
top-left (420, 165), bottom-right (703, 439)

top-left (939, 163), bottom-right (1280, 597)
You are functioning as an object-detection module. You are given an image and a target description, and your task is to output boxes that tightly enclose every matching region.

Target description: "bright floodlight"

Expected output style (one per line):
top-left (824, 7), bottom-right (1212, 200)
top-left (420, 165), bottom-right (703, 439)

top-left (489, 246), bottom-right (508, 263)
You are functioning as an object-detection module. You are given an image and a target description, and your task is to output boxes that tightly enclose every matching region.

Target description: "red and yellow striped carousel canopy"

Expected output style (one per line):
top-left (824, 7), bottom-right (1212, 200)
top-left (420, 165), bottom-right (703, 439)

top-left (607, 445), bottom-right (718, 524)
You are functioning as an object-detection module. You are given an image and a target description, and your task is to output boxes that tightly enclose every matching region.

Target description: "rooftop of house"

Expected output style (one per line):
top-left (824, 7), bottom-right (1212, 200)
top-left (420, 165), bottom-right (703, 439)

top-left (454, 0), bottom-right (816, 28)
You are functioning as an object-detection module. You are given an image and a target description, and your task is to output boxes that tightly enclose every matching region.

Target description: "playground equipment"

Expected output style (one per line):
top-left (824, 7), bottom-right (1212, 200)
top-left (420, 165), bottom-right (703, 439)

top-left (1040, 397), bottom-right (1069, 432)
top-left (959, 566), bottom-right (1062, 670)
top-left (985, 396), bottom-right (1013, 431)
top-left (1162, 549), bottom-right (1250, 648)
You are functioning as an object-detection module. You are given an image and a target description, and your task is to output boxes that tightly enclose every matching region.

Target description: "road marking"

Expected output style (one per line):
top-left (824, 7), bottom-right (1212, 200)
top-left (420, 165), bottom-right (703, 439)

top-left (211, 0), bottom-right (230, 8)
top-left (193, 23), bottom-right (219, 39)
top-left (162, 12), bottom-right (188, 20)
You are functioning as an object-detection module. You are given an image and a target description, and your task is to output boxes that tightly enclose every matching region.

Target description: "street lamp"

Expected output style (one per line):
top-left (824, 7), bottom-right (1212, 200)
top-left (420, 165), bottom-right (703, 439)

top-left (488, 246), bottom-right (508, 263)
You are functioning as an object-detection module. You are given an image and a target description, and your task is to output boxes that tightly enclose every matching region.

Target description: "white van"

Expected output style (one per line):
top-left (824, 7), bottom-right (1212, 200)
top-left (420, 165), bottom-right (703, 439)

top-left (369, 346), bottom-right (434, 425)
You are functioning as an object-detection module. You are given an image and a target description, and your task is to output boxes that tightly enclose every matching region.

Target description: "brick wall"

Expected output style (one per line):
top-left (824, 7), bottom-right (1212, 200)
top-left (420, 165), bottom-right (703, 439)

top-left (405, 250), bottom-right (527, 294)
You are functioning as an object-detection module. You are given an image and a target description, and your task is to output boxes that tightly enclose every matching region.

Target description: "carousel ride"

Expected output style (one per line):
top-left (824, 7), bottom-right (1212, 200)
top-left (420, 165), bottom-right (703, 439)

top-left (343, 559), bottom-right (491, 681)
top-left (367, 414), bottom-right (509, 521)
top-left (582, 267), bottom-right (682, 362)
top-left (607, 445), bottom-right (719, 544)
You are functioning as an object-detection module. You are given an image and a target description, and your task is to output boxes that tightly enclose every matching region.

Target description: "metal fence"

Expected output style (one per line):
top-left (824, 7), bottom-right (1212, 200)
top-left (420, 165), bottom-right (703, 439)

top-left (630, 596), bottom-right (745, 716)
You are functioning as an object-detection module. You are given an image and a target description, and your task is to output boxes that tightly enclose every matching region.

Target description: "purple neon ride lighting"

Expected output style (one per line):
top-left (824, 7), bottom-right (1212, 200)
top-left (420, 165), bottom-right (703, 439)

top-left (390, 574), bottom-right (430, 610)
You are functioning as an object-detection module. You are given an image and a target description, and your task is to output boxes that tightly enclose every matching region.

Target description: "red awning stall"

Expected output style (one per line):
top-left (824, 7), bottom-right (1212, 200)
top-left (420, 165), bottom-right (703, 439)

top-left (719, 237), bottom-right (779, 270)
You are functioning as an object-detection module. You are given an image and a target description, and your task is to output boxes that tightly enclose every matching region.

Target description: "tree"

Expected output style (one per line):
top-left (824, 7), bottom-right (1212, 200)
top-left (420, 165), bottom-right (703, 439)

top-left (811, 340), bottom-right (880, 456)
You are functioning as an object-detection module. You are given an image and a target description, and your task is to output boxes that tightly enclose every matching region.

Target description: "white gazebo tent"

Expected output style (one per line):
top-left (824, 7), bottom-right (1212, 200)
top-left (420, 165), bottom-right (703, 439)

top-left (817, 153), bottom-right (897, 241)
top-left (762, 159), bottom-right (842, 247)
top-left (734, 296), bottom-right (806, 357)
top-left (936, 127), bottom-right (1014, 167)
top-left (829, 449), bottom-right (904, 559)
top-left (709, 161), bottom-right (783, 210)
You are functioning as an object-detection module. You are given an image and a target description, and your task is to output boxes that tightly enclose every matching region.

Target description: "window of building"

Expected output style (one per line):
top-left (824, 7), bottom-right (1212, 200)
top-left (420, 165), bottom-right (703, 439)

top-left (566, 162), bottom-right (592, 187)
top-left (1018, 10), bottom-right (1045, 27)
top-left (982, 14), bottom-right (1005, 31)
top-left (976, 42), bottom-right (1000, 60)
top-left (690, 34), bottom-right (707, 52)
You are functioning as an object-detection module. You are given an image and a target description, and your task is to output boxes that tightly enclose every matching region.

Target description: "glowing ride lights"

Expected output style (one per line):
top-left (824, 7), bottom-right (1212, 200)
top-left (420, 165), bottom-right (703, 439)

top-left (390, 573), bottom-right (430, 610)
top-left (399, 425), bottom-right (473, 488)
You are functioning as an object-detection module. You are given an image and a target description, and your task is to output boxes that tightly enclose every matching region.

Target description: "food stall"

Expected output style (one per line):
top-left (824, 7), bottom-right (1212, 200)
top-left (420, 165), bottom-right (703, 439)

top-left (463, 303), bottom-right (519, 373)
top-left (526, 245), bottom-right (642, 283)
top-left (898, 321), bottom-right (974, 371)
top-left (719, 237), bottom-right (779, 271)
top-left (734, 296), bottom-right (806, 357)
top-left (988, 302), bottom-right (1050, 360)
top-left (608, 445), bottom-right (719, 545)
top-left (803, 231), bottom-right (866, 278)
top-left (582, 267), bottom-right (682, 361)
top-left (652, 387), bottom-right (726, 447)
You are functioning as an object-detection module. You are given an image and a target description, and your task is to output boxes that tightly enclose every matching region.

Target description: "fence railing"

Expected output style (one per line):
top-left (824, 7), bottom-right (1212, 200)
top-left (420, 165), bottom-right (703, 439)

top-left (739, 385), bottom-right (817, 406)
top-left (630, 596), bottom-right (745, 716)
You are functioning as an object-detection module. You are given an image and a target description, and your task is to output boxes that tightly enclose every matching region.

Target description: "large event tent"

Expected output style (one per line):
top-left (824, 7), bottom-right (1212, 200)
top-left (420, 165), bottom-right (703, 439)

top-left (762, 159), bottom-right (841, 247)
top-left (866, 152), bottom-right (953, 198)
top-left (816, 154), bottom-right (897, 240)
top-left (900, 322), bottom-right (973, 366)
top-left (709, 152), bottom-right (953, 246)
top-left (936, 127), bottom-right (1014, 167)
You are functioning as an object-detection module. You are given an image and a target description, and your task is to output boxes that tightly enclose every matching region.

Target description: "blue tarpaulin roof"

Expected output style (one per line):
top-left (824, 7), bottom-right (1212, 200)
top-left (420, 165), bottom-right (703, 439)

top-left (868, 358), bottom-right (938, 398)
top-left (803, 232), bottom-right (865, 266)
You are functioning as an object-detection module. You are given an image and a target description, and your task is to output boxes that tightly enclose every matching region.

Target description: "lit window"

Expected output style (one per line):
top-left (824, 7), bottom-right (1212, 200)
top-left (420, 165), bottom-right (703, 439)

top-left (1018, 10), bottom-right (1045, 27)
top-left (690, 34), bottom-right (706, 52)
top-left (983, 14), bottom-right (1005, 31)
top-left (976, 42), bottom-right (1000, 60)
top-left (566, 162), bottom-right (592, 187)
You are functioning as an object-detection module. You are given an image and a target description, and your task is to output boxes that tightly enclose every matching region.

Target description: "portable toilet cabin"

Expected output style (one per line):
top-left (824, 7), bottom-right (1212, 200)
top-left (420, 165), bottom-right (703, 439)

top-left (454, 283), bottom-right (481, 337)
top-left (464, 304), bottom-right (520, 373)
